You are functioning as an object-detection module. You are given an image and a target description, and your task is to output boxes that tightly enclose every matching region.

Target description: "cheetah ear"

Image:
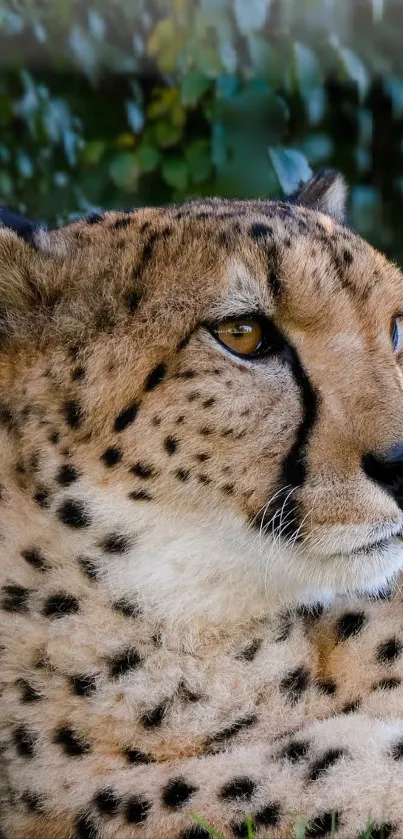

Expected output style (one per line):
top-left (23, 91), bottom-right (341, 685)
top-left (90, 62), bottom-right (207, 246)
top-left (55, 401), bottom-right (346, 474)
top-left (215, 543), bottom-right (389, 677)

top-left (0, 207), bottom-right (47, 245)
top-left (290, 169), bottom-right (348, 223)
top-left (0, 210), bottom-right (62, 337)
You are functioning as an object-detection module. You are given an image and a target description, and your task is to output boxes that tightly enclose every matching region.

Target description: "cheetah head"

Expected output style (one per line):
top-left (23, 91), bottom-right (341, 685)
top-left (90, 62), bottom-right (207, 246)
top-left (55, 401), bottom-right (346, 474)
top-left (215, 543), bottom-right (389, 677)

top-left (1, 171), bottom-right (403, 627)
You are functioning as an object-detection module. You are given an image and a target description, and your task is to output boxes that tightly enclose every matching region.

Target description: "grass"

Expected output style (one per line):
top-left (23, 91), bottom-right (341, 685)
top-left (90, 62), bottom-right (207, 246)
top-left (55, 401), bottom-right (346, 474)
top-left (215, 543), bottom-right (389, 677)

top-left (190, 813), bottom-right (381, 838)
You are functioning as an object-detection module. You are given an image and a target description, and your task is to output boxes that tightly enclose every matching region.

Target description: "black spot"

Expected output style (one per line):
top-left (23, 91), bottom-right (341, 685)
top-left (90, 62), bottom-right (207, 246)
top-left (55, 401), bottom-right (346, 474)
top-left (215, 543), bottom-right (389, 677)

top-left (112, 599), bottom-right (141, 618)
top-left (337, 611), bottom-right (367, 641)
top-left (280, 739), bottom-right (310, 762)
top-left (57, 499), bottom-right (91, 528)
top-left (316, 679), bottom-right (337, 696)
top-left (101, 447), bottom-right (122, 467)
top-left (125, 290), bottom-right (141, 313)
top-left (54, 726), bottom-right (90, 757)
top-left (175, 469), bottom-right (190, 482)
top-left (114, 400), bottom-right (139, 432)
top-left (274, 611), bottom-right (294, 642)
top-left (63, 401), bottom-right (82, 429)
top-left (179, 370), bottom-right (197, 379)
top-left (231, 820), bottom-right (255, 838)
top-left (131, 462), bottom-right (155, 479)
top-left (70, 674), bottom-right (98, 697)
top-left (162, 777), bottom-right (198, 808)
top-left (249, 222), bottom-right (272, 240)
top-left (197, 474), bottom-right (211, 485)
top-left (86, 211), bottom-right (104, 224)
top-left (0, 404), bottom-right (14, 429)
top-left (305, 812), bottom-right (339, 838)
top-left (343, 248), bottom-right (353, 265)
top-left (373, 677), bottom-right (401, 690)
top-left (22, 790), bottom-right (43, 812)
top-left (2, 584), bottom-right (30, 612)
top-left (109, 647), bottom-right (143, 678)
top-left (34, 486), bottom-right (51, 508)
top-left (56, 464), bottom-right (79, 487)
top-left (236, 639), bottom-right (262, 662)
top-left (180, 829), bottom-right (210, 839)
top-left (49, 430), bottom-right (60, 445)
top-left (68, 345), bottom-right (80, 361)
top-left (200, 426), bottom-right (213, 436)
top-left (124, 747), bottom-right (152, 764)
top-left (21, 547), bottom-right (48, 571)
top-left (43, 593), bottom-right (79, 618)
top-left (178, 681), bottom-right (202, 703)
top-left (391, 739), bottom-right (403, 760)
top-left (129, 489), bottom-right (152, 502)
top-left (78, 556), bottom-right (100, 581)
top-left (112, 215), bottom-right (132, 230)
top-left (75, 814), bottom-right (98, 839)
top-left (14, 725), bottom-right (36, 758)
top-left (196, 452), bottom-right (210, 462)
top-left (71, 365), bottom-right (85, 382)
top-left (125, 795), bottom-right (151, 824)
top-left (164, 436), bottom-right (178, 455)
top-left (219, 776), bottom-right (256, 801)
top-left (341, 699), bottom-right (361, 714)
top-left (255, 803), bottom-right (281, 827)
top-left (206, 716), bottom-right (257, 750)
top-left (222, 482), bottom-right (235, 494)
top-left (145, 363), bottom-right (167, 391)
top-left (94, 788), bottom-right (121, 815)
top-left (280, 665), bottom-right (310, 704)
top-left (140, 702), bottom-right (167, 728)
top-left (17, 679), bottom-right (42, 702)
top-left (100, 533), bottom-right (131, 554)
top-left (308, 748), bottom-right (347, 782)
top-left (296, 603), bottom-right (324, 620)
top-left (377, 637), bottom-right (403, 664)
top-left (364, 825), bottom-right (394, 839)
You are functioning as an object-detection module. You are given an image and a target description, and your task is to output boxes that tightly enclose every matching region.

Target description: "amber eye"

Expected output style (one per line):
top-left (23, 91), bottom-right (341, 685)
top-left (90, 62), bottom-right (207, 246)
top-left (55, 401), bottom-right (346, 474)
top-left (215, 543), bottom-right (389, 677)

top-left (213, 317), bottom-right (265, 357)
top-left (392, 314), bottom-right (403, 354)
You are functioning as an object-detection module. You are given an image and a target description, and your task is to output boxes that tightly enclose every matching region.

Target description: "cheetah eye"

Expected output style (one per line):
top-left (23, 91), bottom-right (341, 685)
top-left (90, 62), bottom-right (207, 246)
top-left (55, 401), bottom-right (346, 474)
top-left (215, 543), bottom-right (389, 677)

top-left (212, 317), bottom-right (266, 358)
top-left (392, 314), bottom-right (403, 354)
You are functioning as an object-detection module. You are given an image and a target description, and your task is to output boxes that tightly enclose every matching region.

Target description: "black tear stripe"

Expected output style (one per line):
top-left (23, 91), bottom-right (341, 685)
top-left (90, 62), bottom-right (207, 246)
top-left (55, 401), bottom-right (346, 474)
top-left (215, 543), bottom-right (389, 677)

top-left (252, 324), bottom-right (319, 540)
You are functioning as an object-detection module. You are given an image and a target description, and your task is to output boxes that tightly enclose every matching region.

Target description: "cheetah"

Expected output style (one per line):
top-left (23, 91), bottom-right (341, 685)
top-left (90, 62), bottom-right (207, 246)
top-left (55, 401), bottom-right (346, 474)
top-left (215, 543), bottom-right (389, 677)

top-left (2, 170), bottom-right (403, 839)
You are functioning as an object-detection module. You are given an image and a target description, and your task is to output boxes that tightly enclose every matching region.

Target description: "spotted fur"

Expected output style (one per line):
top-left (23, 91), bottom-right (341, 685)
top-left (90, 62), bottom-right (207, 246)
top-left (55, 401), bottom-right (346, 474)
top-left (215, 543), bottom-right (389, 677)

top-left (2, 172), bottom-right (403, 837)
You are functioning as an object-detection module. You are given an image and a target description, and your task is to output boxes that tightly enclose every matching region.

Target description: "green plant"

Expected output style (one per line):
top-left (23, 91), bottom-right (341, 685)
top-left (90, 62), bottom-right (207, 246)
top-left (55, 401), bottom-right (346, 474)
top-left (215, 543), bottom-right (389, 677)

top-left (0, 0), bottom-right (402, 262)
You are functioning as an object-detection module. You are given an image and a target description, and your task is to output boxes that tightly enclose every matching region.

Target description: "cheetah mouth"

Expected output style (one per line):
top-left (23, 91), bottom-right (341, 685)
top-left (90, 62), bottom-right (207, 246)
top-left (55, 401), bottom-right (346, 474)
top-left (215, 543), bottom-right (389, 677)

top-left (331, 532), bottom-right (403, 559)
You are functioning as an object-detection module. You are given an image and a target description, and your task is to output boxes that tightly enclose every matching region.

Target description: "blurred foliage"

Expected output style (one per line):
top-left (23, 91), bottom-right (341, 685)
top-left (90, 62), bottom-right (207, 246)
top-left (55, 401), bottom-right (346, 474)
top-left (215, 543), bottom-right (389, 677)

top-left (0, 0), bottom-right (403, 261)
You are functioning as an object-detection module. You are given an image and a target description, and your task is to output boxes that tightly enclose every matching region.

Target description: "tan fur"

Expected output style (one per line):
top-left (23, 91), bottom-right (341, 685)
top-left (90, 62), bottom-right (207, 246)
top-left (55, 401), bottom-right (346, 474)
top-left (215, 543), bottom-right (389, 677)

top-left (2, 178), bottom-right (403, 838)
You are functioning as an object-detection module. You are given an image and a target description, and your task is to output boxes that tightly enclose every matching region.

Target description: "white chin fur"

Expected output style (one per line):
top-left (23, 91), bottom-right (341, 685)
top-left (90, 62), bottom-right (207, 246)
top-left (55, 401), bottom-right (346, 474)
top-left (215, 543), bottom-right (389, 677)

top-left (84, 486), bottom-right (403, 627)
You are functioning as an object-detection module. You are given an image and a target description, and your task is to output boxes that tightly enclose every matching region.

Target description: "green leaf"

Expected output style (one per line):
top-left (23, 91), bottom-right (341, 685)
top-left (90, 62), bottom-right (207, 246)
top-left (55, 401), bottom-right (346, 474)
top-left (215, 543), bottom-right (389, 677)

top-left (109, 152), bottom-right (139, 191)
top-left (331, 37), bottom-right (369, 101)
top-left (147, 18), bottom-right (176, 56)
top-left (186, 140), bottom-right (212, 183)
top-left (211, 122), bottom-right (227, 169)
top-left (181, 73), bottom-right (211, 106)
top-left (293, 42), bottom-right (321, 101)
top-left (16, 151), bottom-right (34, 179)
top-left (126, 101), bottom-right (145, 134)
top-left (234, 0), bottom-right (269, 34)
top-left (0, 171), bottom-right (12, 198)
top-left (162, 158), bottom-right (188, 190)
top-left (137, 145), bottom-right (161, 173)
top-left (155, 120), bottom-right (182, 148)
top-left (268, 147), bottom-right (313, 195)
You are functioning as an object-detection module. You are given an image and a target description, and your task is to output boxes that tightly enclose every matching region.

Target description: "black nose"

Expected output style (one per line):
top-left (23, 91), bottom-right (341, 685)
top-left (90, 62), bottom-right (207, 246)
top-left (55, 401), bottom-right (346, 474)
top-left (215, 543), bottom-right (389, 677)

top-left (362, 445), bottom-right (403, 509)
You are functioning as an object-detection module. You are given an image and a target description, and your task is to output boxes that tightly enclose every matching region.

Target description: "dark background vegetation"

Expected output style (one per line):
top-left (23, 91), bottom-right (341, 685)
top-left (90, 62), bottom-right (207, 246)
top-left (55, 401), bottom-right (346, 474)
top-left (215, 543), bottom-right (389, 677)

top-left (1, 0), bottom-right (403, 261)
